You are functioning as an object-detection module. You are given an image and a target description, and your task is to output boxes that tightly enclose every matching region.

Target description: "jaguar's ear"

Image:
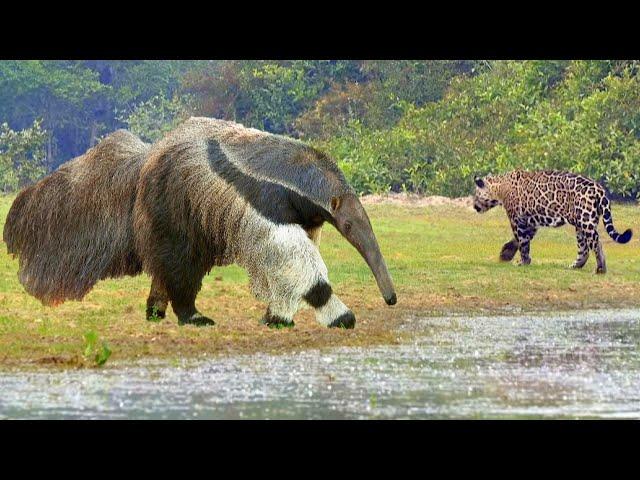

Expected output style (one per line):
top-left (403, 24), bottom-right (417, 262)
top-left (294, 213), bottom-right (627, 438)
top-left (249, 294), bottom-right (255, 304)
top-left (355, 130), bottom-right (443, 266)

top-left (474, 176), bottom-right (486, 189)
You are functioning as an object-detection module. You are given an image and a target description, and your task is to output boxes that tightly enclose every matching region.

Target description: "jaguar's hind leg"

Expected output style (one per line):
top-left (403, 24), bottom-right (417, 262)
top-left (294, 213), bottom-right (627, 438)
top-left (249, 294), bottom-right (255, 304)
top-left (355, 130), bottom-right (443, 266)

top-left (587, 230), bottom-right (607, 274)
top-left (570, 228), bottom-right (590, 269)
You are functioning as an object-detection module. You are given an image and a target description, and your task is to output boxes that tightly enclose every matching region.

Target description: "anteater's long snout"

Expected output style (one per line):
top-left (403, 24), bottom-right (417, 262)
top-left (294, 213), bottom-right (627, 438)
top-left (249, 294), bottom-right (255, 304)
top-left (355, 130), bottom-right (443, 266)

top-left (385, 291), bottom-right (397, 306)
top-left (361, 239), bottom-right (397, 307)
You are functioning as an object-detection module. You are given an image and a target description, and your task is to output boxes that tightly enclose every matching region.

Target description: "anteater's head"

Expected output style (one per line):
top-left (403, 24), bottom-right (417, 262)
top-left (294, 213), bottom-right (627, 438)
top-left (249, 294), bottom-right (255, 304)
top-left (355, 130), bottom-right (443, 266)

top-left (328, 193), bottom-right (397, 306)
top-left (473, 176), bottom-right (501, 213)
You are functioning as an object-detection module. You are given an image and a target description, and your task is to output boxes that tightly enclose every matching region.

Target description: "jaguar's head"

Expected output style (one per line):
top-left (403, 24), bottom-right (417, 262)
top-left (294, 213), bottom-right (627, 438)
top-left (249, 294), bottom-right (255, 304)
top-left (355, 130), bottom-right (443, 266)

top-left (473, 176), bottom-right (501, 213)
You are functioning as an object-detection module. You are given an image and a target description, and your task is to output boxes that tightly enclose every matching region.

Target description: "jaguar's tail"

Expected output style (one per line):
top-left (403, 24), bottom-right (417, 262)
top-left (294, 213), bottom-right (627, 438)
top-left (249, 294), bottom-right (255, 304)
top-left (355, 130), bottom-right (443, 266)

top-left (600, 195), bottom-right (633, 244)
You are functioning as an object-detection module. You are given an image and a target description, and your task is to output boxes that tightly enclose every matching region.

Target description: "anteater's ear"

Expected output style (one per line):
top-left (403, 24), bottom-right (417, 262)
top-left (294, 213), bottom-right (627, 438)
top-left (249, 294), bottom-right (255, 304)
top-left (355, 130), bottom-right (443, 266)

top-left (330, 196), bottom-right (342, 212)
top-left (474, 176), bottom-right (485, 188)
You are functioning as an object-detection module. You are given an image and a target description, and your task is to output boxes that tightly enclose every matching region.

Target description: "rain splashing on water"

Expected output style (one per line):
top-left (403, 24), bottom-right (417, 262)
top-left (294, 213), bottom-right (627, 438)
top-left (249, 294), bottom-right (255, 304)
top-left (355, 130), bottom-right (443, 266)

top-left (1, 309), bottom-right (639, 419)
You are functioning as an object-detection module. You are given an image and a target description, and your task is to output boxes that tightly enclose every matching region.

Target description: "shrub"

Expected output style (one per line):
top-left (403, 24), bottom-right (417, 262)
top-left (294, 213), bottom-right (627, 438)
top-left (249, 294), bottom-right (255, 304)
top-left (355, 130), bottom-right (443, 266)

top-left (117, 93), bottom-right (193, 143)
top-left (0, 119), bottom-right (47, 192)
top-left (320, 61), bottom-right (640, 199)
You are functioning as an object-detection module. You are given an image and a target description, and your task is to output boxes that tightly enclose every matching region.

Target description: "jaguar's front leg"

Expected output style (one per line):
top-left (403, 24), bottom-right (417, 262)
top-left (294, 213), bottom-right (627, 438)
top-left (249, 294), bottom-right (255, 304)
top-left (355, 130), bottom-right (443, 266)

top-left (500, 218), bottom-right (520, 262)
top-left (500, 239), bottom-right (519, 261)
top-left (515, 220), bottom-right (537, 266)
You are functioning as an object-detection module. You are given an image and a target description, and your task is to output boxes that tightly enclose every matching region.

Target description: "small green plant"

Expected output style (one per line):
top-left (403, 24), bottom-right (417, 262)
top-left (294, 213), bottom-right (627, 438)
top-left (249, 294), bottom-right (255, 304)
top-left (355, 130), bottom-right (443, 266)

top-left (83, 330), bottom-right (112, 367)
top-left (147, 305), bottom-right (162, 323)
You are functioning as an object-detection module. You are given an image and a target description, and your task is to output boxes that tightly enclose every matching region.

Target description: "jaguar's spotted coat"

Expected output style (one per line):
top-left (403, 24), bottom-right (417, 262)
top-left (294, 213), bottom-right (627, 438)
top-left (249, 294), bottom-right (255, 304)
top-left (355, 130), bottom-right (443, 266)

top-left (473, 170), bottom-right (633, 274)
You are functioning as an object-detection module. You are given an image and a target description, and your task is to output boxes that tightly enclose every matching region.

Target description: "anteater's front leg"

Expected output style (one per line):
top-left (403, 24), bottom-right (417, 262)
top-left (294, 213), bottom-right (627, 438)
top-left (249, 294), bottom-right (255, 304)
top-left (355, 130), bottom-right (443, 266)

top-left (250, 225), bottom-right (355, 329)
top-left (303, 280), bottom-right (355, 329)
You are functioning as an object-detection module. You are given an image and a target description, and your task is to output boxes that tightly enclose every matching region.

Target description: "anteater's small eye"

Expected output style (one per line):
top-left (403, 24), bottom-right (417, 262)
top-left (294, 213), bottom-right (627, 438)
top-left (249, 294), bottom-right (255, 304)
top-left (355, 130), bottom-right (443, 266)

top-left (344, 222), bottom-right (352, 233)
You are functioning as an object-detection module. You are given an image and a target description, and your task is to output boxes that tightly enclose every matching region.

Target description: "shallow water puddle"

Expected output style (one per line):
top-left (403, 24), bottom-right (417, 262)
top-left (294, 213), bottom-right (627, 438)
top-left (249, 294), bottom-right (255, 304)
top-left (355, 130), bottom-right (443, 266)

top-left (1, 309), bottom-right (639, 419)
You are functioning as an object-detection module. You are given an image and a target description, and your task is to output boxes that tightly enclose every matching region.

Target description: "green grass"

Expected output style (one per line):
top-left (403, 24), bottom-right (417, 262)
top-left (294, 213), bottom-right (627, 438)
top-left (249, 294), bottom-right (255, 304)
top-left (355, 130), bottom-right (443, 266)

top-left (1, 194), bottom-right (639, 368)
top-left (358, 203), bottom-right (640, 309)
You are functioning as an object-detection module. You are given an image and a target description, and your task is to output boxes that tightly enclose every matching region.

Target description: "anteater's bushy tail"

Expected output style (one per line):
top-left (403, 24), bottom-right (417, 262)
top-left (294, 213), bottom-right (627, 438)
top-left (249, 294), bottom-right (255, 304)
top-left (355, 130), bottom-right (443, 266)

top-left (600, 195), bottom-right (633, 244)
top-left (3, 131), bottom-right (150, 305)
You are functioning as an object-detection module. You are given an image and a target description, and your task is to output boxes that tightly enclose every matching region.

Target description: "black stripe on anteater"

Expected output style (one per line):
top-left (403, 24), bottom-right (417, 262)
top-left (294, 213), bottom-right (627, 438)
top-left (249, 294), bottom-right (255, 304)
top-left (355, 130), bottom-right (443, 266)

top-left (207, 139), bottom-right (329, 229)
top-left (303, 281), bottom-right (332, 308)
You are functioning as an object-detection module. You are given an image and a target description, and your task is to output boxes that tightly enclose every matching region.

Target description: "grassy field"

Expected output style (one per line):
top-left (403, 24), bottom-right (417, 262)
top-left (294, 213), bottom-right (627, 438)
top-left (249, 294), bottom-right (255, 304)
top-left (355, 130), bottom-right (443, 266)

top-left (1, 194), bottom-right (639, 368)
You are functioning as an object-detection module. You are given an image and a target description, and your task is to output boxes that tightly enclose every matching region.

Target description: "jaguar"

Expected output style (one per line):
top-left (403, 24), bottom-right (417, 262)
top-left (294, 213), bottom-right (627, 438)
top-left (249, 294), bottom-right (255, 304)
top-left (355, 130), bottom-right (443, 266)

top-left (473, 170), bottom-right (633, 274)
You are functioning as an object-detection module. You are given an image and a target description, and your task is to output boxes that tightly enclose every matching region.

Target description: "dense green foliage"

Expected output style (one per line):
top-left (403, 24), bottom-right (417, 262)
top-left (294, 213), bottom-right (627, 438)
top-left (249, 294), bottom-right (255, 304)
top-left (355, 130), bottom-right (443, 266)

top-left (0, 60), bottom-right (638, 198)
top-left (0, 120), bottom-right (46, 192)
top-left (320, 61), bottom-right (640, 198)
top-left (117, 92), bottom-right (193, 143)
top-left (0, 60), bottom-right (195, 166)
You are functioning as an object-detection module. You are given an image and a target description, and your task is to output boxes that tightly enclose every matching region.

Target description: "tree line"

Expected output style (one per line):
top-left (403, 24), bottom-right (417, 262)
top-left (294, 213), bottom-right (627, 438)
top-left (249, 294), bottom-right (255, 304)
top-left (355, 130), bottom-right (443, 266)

top-left (1, 60), bottom-right (638, 198)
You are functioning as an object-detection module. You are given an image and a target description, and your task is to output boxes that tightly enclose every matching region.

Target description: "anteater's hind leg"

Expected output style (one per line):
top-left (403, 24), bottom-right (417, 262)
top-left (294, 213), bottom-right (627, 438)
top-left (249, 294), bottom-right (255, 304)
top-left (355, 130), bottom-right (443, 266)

top-left (249, 225), bottom-right (355, 329)
top-left (146, 277), bottom-right (169, 320)
top-left (148, 256), bottom-right (214, 326)
top-left (570, 228), bottom-right (590, 269)
top-left (166, 275), bottom-right (215, 326)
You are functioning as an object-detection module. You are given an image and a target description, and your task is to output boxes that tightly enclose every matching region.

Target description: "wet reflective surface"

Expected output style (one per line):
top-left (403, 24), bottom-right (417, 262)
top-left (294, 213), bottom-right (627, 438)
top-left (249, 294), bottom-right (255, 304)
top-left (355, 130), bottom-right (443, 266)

top-left (1, 309), bottom-right (639, 419)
